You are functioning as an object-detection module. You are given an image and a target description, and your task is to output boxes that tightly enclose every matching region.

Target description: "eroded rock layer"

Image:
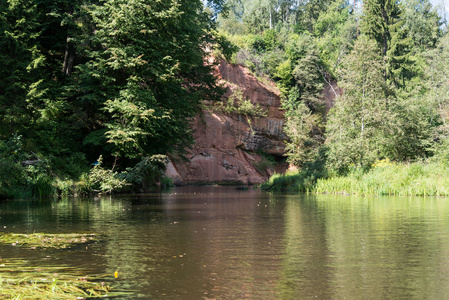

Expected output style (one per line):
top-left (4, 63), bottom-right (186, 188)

top-left (166, 60), bottom-right (286, 185)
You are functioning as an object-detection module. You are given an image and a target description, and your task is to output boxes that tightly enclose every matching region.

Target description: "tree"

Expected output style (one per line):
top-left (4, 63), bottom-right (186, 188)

top-left (314, 0), bottom-right (358, 75)
top-left (284, 101), bottom-right (323, 167)
top-left (425, 34), bottom-right (449, 161)
top-left (361, 0), bottom-right (401, 56)
top-left (79, 0), bottom-right (222, 160)
top-left (0, 0), bottom-right (36, 138)
top-left (282, 34), bottom-right (325, 167)
top-left (402, 0), bottom-right (441, 50)
top-left (386, 13), bottom-right (415, 87)
top-left (284, 34), bottom-right (325, 113)
top-left (326, 36), bottom-right (393, 172)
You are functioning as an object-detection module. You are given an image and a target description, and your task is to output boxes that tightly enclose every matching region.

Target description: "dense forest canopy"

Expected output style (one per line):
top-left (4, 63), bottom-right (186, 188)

top-left (1, 0), bottom-right (449, 197)
top-left (215, 0), bottom-right (449, 174)
top-left (0, 0), bottom-right (225, 197)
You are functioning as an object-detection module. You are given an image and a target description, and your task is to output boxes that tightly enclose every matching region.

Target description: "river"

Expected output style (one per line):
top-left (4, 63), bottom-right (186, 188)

top-left (1, 186), bottom-right (449, 299)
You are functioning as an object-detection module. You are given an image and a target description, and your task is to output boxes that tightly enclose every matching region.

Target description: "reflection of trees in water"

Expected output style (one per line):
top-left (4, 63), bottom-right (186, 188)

top-left (279, 195), bottom-right (334, 299)
top-left (87, 188), bottom-right (286, 299)
top-left (3, 191), bottom-right (449, 298)
top-left (280, 195), bottom-right (449, 299)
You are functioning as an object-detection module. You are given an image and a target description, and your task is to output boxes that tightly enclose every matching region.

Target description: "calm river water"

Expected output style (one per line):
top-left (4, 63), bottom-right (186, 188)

top-left (1, 186), bottom-right (449, 299)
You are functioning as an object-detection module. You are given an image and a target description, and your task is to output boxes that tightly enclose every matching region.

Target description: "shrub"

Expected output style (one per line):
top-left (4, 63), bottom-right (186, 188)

top-left (213, 86), bottom-right (267, 117)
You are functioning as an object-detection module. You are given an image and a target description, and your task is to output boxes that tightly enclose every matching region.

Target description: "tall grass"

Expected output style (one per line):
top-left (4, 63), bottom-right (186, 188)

top-left (315, 160), bottom-right (449, 196)
top-left (262, 159), bottom-right (449, 196)
top-left (260, 169), bottom-right (323, 192)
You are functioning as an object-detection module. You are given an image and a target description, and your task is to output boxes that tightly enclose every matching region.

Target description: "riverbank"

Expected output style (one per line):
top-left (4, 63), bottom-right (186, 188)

top-left (262, 160), bottom-right (449, 196)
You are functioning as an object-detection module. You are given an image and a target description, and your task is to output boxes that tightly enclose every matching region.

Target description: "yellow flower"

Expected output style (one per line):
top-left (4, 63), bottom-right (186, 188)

top-left (114, 271), bottom-right (118, 279)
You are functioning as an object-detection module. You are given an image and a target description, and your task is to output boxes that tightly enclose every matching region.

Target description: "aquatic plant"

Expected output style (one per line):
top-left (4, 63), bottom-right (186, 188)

top-left (0, 233), bottom-right (97, 249)
top-left (0, 259), bottom-right (119, 299)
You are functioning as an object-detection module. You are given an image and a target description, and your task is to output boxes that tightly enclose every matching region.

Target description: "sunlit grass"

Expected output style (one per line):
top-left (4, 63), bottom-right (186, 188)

top-left (260, 169), bottom-right (319, 192)
top-left (263, 160), bottom-right (449, 196)
top-left (315, 161), bottom-right (449, 196)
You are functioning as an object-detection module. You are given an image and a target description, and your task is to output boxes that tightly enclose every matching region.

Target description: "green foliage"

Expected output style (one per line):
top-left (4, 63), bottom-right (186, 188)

top-left (212, 30), bottom-right (240, 61)
top-left (314, 0), bottom-right (357, 75)
top-left (84, 156), bottom-right (128, 194)
top-left (273, 60), bottom-right (293, 95)
top-left (261, 146), bottom-right (327, 191)
top-left (1, 0), bottom-right (447, 196)
top-left (253, 150), bottom-right (277, 174)
top-left (119, 155), bottom-right (168, 190)
top-left (213, 86), bottom-right (267, 117)
top-left (362, 0), bottom-right (402, 56)
top-left (260, 170), bottom-right (313, 192)
top-left (382, 91), bottom-right (436, 161)
top-left (315, 160), bottom-right (449, 196)
top-left (326, 36), bottom-right (392, 173)
top-left (160, 176), bottom-right (174, 188)
top-left (0, 135), bottom-right (54, 199)
top-left (0, 0), bottom-right (228, 197)
top-left (53, 178), bottom-right (76, 196)
top-left (283, 102), bottom-right (322, 167)
top-left (80, 0), bottom-right (223, 159)
top-left (26, 165), bottom-right (54, 198)
top-left (402, 0), bottom-right (441, 50)
top-left (291, 44), bottom-right (325, 112)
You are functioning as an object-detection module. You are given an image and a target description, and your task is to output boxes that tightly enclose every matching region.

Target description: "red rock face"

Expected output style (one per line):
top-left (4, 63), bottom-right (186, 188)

top-left (166, 60), bottom-right (286, 185)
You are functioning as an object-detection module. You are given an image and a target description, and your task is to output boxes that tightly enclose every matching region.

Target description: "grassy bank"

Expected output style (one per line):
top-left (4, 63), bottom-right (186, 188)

top-left (316, 160), bottom-right (449, 196)
top-left (262, 160), bottom-right (449, 196)
top-left (0, 153), bottom-right (173, 200)
top-left (260, 168), bottom-right (324, 192)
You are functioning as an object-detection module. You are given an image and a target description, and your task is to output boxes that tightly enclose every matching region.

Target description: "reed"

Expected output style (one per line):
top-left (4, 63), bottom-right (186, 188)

top-left (315, 160), bottom-right (449, 196)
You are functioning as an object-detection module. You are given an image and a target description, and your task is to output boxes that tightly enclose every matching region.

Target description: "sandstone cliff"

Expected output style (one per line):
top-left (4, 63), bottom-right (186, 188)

top-left (166, 60), bottom-right (286, 185)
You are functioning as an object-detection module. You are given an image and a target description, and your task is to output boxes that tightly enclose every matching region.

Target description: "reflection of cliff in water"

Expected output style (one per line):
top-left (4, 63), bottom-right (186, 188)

top-left (91, 187), bottom-right (287, 299)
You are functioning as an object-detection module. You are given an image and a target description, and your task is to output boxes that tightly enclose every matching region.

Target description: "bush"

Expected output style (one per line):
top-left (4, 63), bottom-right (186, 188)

top-left (212, 86), bottom-right (267, 117)
top-left (254, 151), bottom-right (277, 174)
top-left (83, 156), bottom-right (128, 194)
top-left (119, 155), bottom-right (168, 190)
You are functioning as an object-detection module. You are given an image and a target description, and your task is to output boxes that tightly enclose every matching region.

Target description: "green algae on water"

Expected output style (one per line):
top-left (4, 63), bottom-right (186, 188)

top-left (0, 259), bottom-right (119, 299)
top-left (0, 233), bottom-right (97, 249)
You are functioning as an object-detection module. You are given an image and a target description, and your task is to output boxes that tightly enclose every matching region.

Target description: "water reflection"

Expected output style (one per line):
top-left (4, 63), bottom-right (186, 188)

top-left (280, 195), bottom-right (449, 299)
top-left (1, 189), bottom-right (449, 299)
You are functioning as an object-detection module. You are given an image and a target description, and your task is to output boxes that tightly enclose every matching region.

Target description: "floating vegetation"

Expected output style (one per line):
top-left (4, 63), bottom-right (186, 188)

top-left (0, 258), bottom-right (124, 299)
top-left (0, 233), bottom-right (97, 249)
top-left (0, 233), bottom-right (133, 298)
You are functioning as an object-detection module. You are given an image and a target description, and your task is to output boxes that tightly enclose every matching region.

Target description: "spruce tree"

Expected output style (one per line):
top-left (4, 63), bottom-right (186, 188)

top-left (80, 0), bottom-right (222, 159)
top-left (361, 0), bottom-right (401, 56)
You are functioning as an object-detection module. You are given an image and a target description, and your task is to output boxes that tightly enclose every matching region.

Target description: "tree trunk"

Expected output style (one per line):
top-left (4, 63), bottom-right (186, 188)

top-left (62, 4), bottom-right (75, 76)
top-left (62, 39), bottom-right (75, 76)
